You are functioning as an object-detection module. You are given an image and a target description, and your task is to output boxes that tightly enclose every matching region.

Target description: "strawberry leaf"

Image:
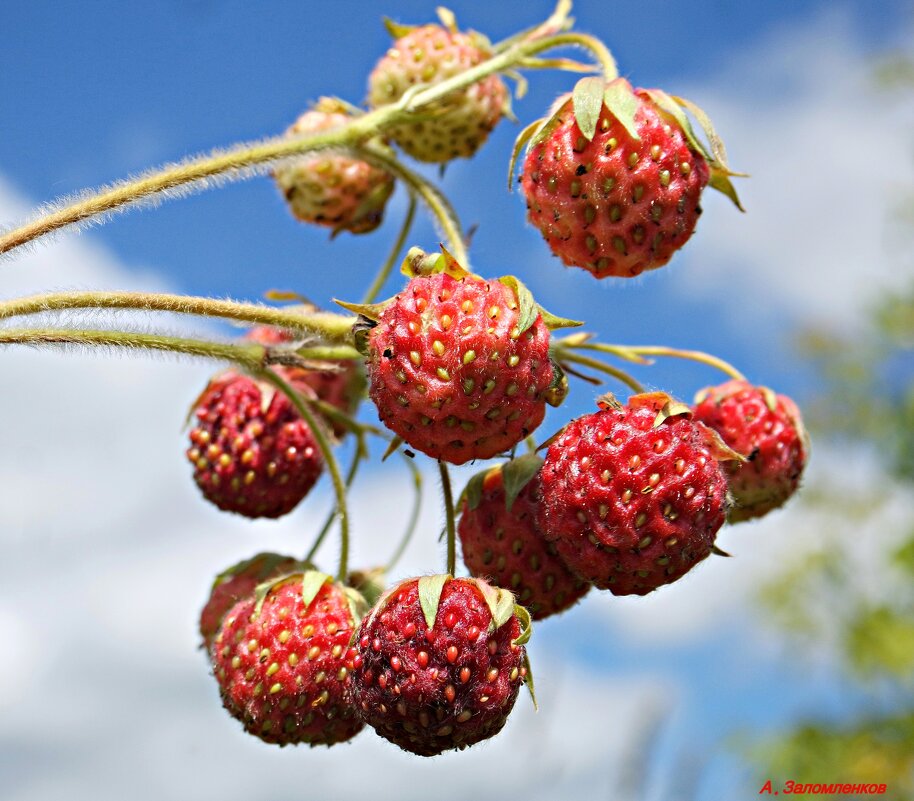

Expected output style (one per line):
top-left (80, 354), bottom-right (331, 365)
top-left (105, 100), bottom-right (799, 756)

top-left (498, 275), bottom-right (537, 334)
top-left (603, 79), bottom-right (641, 142)
top-left (476, 579), bottom-right (516, 632)
top-left (653, 399), bottom-right (693, 428)
top-left (535, 302), bottom-right (583, 330)
top-left (381, 435), bottom-right (404, 462)
top-left (671, 94), bottom-right (730, 169)
top-left (527, 97), bottom-right (572, 152)
top-left (501, 453), bottom-right (544, 512)
top-left (708, 170), bottom-right (745, 212)
top-left (334, 297), bottom-right (392, 322)
top-left (438, 245), bottom-right (470, 279)
top-left (644, 88), bottom-right (712, 163)
top-left (418, 574), bottom-right (450, 630)
top-left (512, 603), bottom-right (533, 647)
top-left (508, 118), bottom-right (542, 191)
top-left (461, 468), bottom-right (490, 512)
top-left (343, 587), bottom-right (371, 624)
top-left (572, 76), bottom-right (605, 141)
top-left (759, 385), bottom-right (778, 413)
top-left (697, 422), bottom-right (747, 463)
top-left (252, 572), bottom-right (300, 618)
top-left (383, 17), bottom-right (416, 39)
top-left (522, 651), bottom-right (538, 710)
top-left (544, 358), bottom-right (569, 407)
top-left (435, 6), bottom-right (458, 32)
top-left (711, 544), bottom-right (732, 557)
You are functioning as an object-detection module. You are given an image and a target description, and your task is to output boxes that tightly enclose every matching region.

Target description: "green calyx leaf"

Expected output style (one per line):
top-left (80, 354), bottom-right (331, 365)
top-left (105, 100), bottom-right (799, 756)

top-left (301, 570), bottom-right (332, 611)
top-left (381, 435), bottom-right (404, 462)
top-left (343, 586), bottom-right (371, 625)
top-left (334, 297), bottom-right (392, 322)
top-left (699, 423), bottom-right (748, 464)
top-left (522, 651), bottom-right (538, 710)
top-left (498, 275), bottom-right (538, 335)
top-left (572, 76), bottom-right (606, 141)
top-left (671, 94), bottom-right (730, 169)
top-left (536, 302), bottom-right (583, 331)
top-left (508, 118), bottom-right (542, 191)
top-left (435, 6), bottom-right (458, 33)
top-left (596, 392), bottom-right (624, 412)
top-left (460, 467), bottom-right (492, 512)
top-left (400, 246), bottom-right (470, 280)
top-left (347, 567), bottom-right (387, 609)
top-left (512, 603), bottom-right (533, 647)
top-left (211, 552), bottom-right (298, 591)
top-left (711, 544), bottom-right (732, 558)
top-left (644, 88), bottom-right (712, 163)
top-left (501, 453), bottom-right (544, 513)
top-left (352, 315), bottom-right (377, 357)
top-left (383, 17), bottom-right (417, 39)
top-left (708, 170), bottom-right (746, 212)
top-left (603, 78), bottom-right (641, 142)
top-left (252, 571), bottom-right (303, 618)
top-left (543, 357), bottom-right (569, 407)
top-left (653, 399), bottom-right (693, 428)
top-left (526, 96), bottom-right (573, 153)
top-left (418, 574), bottom-right (451, 630)
top-left (477, 581), bottom-right (516, 634)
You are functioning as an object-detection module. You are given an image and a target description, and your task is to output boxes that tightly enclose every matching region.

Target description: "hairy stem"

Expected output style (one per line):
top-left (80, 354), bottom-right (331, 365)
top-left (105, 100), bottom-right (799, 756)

top-left (362, 195), bottom-right (417, 304)
top-left (0, 22), bottom-right (611, 257)
top-left (560, 351), bottom-right (646, 393)
top-left (438, 461), bottom-right (457, 577)
top-left (260, 368), bottom-right (351, 582)
top-left (623, 346), bottom-right (747, 382)
top-left (0, 327), bottom-right (285, 369)
top-left (0, 291), bottom-right (355, 342)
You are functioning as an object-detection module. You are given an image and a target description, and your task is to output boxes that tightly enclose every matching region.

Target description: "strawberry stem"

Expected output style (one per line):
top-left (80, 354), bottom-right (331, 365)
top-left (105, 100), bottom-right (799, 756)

top-left (260, 368), bottom-right (351, 582)
top-left (559, 351), bottom-right (646, 393)
top-left (438, 461), bottom-right (457, 577)
top-left (385, 452), bottom-right (424, 572)
top-left (0, 291), bottom-right (356, 343)
top-left (362, 194), bottom-right (417, 304)
top-left (621, 345), bottom-right (746, 382)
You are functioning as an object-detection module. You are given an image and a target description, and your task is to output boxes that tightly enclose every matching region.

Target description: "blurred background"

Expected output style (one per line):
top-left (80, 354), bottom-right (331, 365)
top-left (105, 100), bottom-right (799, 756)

top-left (1, 1), bottom-right (912, 798)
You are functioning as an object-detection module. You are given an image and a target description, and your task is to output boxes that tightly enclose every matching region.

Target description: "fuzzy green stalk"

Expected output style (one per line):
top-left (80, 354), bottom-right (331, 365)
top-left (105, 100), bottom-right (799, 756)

top-left (260, 368), bottom-right (351, 582)
top-left (438, 461), bottom-right (457, 576)
top-left (0, 291), bottom-right (356, 343)
top-left (0, 22), bottom-right (617, 257)
top-left (560, 351), bottom-right (646, 393)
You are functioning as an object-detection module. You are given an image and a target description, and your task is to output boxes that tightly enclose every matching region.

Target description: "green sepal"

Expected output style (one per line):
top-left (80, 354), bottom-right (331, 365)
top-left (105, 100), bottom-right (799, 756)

top-left (252, 570), bottom-right (304, 618)
top-left (210, 552), bottom-right (300, 593)
top-left (512, 603), bottom-right (533, 647)
top-left (334, 297), bottom-right (392, 322)
top-left (603, 79), bottom-right (641, 142)
top-left (708, 170), bottom-right (746, 212)
top-left (438, 245), bottom-right (470, 279)
top-left (699, 423), bottom-right (747, 463)
top-left (527, 96), bottom-right (572, 152)
top-left (536, 302), bottom-right (583, 331)
top-left (301, 570), bottom-right (333, 611)
top-left (400, 246), bottom-right (470, 280)
top-left (381, 435), bottom-right (404, 462)
top-left (572, 76), bottom-right (606, 141)
top-left (383, 17), bottom-right (417, 39)
top-left (653, 399), bottom-right (693, 428)
top-left (418, 574), bottom-right (450, 630)
top-left (508, 118), bottom-right (542, 191)
top-left (544, 357), bottom-right (569, 407)
top-left (352, 315), bottom-right (376, 357)
top-left (711, 544), bottom-right (732, 558)
top-left (347, 567), bottom-right (387, 609)
top-left (502, 453), bottom-right (544, 512)
top-left (435, 6), bottom-right (458, 33)
top-left (596, 392), bottom-right (623, 412)
top-left (671, 94), bottom-right (730, 169)
top-left (343, 586), bottom-right (372, 625)
top-left (476, 578), bottom-right (516, 633)
top-left (497, 275), bottom-right (537, 334)
top-left (504, 69), bottom-right (528, 101)
top-left (460, 467), bottom-right (492, 512)
top-left (759, 385), bottom-right (778, 413)
top-left (522, 651), bottom-right (538, 710)
top-left (644, 88), bottom-right (712, 163)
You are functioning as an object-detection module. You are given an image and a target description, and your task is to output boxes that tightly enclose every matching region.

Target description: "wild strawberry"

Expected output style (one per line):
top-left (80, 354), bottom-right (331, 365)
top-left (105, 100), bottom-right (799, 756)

top-left (518, 77), bottom-right (742, 278)
top-left (367, 16), bottom-right (508, 163)
top-left (537, 392), bottom-right (738, 595)
top-left (350, 248), bottom-right (568, 465)
top-left (246, 323), bottom-right (366, 439)
top-left (199, 553), bottom-right (301, 649)
top-left (458, 455), bottom-right (589, 619)
top-left (186, 371), bottom-right (323, 518)
top-left (273, 97), bottom-right (395, 235)
top-left (211, 571), bottom-right (367, 747)
top-left (692, 380), bottom-right (809, 522)
top-left (350, 575), bottom-right (531, 756)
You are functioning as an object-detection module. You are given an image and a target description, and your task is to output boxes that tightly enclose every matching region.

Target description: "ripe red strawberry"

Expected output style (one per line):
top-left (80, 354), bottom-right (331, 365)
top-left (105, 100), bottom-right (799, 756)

top-left (458, 455), bottom-right (590, 619)
top-left (246, 323), bottom-right (366, 439)
top-left (356, 249), bottom-right (567, 465)
top-left (186, 371), bottom-right (323, 518)
top-left (518, 77), bottom-right (741, 278)
top-left (367, 18), bottom-right (508, 163)
top-left (273, 97), bottom-right (395, 234)
top-left (199, 553), bottom-right (300, 649)
top-left (350, 575), bottom-right (530, 756)
top-left (537, 392), bottom-right (737, 595)
top-left (692, 380), bottom-right (809, 522)
top-left (211, 571), bottom-right (367, 746)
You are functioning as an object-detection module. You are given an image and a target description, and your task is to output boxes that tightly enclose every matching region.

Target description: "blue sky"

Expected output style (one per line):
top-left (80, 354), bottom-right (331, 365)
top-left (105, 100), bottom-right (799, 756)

top-left (1, 2), bottom-right (913, 799)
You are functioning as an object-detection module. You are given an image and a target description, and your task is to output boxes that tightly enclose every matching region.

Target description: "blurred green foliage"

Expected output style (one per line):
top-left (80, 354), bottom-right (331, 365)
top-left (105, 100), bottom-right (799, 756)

top-left (751, 58), bottom-right (914, 799)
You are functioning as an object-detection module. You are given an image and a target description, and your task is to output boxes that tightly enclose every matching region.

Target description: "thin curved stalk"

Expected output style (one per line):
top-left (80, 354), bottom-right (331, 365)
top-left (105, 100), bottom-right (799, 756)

top-left (439, 461), bottom-right (457, 577)
top-left (362, 194), bottom-right (417, 304)
top-left (560, 351), bottom-right (645, 393)
top-left (260, 368), bottom-right (351, 582)
top-left (0, 291), bottom-right (355, 342)
top-left (622, 346), bottom-right (746, 382)
top-left (0, 327), bottom-right (288, 369)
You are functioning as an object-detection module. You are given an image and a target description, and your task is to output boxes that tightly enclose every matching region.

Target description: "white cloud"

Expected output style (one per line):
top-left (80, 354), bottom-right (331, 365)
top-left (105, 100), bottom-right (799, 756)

top-left (673, 8), bottom-right (914, 329)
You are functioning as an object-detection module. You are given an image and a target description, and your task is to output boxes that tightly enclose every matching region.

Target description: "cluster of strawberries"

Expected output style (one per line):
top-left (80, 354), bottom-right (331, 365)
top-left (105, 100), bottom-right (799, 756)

top-left (189, 10), bottom-right (808, 758)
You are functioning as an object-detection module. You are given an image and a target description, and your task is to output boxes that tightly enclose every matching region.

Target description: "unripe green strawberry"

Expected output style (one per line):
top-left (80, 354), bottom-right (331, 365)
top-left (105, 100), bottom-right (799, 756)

top-left (211, 571), bottom-right (367, 747)
top-left (350, 575), bottom-right (531, 756)
top-left (200, 552), bottom-right (300, 649)
top-left (692, 380), bottom-right (809, 522)
top-left (186, 371), bottom-right (323, 519)
top-left (518, 77), bottom-right (742, 278)
top-left (537, 392), bottom-right (737, 595)
top-left (367, 20), bottom-right (508, 163)
top-left (274, 98), bottom-right (395, 235)
top-left (353, 249), bottom-right (568, 465)
top-left (458, 456), bottom-right (589, 619)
